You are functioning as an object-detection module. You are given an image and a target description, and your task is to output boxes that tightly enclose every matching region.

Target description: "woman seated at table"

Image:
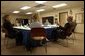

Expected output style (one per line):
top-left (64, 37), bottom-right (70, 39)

top-left (28, 13), bottom-right (47, 48)
top-left (29, 13), bottom-right (43, 28)
top-left (15, 19), bottom-right (20, 26)
top-left (52, 16), bottom-right (77, 42)
top-left (54, 18), bottom-right (60, 26)
top-left (2, 15), bottom-right (23, 45)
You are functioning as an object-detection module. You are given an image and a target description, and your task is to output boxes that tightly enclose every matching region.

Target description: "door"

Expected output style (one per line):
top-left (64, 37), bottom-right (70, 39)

top-left (59, 12), bottom-right (68, 27)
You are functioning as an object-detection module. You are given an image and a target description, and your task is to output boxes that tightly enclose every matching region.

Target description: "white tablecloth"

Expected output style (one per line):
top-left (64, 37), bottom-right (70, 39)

top-left (13, 25), bottom-right (59, 30)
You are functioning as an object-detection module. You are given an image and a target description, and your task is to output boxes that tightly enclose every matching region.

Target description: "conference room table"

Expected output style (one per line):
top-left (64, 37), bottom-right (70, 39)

top-left (13, 25), bottom-right (59, 47)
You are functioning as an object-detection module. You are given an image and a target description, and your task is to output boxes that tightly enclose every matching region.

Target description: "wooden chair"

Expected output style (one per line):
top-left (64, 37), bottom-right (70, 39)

top-left (30, 28), bottom-right (47, 53)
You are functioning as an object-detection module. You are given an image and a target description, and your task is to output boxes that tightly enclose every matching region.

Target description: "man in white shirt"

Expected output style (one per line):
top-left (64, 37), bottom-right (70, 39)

top-left (44, 19), bottom-right (51, 26)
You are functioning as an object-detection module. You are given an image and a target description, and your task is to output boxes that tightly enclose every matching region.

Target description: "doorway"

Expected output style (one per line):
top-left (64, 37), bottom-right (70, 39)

top-left (59, 12), bottom-right (68, 27)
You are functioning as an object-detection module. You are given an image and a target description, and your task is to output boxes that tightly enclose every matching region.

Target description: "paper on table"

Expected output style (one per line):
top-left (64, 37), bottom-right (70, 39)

top-left (13, 26), bottom-right (31, 30)
top-left (13, 24), bottom-right (58, 30)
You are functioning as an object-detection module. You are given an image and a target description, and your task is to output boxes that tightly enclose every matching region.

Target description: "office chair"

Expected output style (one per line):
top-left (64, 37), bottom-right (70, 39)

top-left (30, 28), bottom-right (47, 53)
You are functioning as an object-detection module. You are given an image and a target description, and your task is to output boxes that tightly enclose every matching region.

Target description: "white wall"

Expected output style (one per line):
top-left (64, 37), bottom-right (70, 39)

top-left (1, 13), bottom-right (5, 26)
top-left (40, 7), bottom-right (84, 33)
top-left (75, 24), bottom-right (84, 33)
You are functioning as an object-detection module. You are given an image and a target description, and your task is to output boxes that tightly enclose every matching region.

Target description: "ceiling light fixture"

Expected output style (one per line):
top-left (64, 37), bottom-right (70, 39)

top-left (36, 9), bottom-right (45, 12)
top-left (52, 3), bottom-right (67, 8)
top-left (35, 1), bottom-right (47, 4)
top-left (20, 6), bottom-right (31, 10)
top-left (26, 12), bottom-right (32, 14)
top-left (13, 11), bottom-right (20, 13)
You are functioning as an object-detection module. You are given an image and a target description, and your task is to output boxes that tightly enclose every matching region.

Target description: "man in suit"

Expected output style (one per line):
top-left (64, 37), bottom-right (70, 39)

top-left (52, 16), bottom-right (77, 41)
top-left (2, 15), bottom-right (23, 45)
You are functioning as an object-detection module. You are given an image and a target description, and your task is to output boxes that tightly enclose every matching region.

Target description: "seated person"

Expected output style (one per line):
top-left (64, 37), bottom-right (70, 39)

top-left (54, 18), bottom-right (59, 27)
top-left (44, 19), bottom-right (51, 26)
top-left (71, 20), bottom-right (77, 32)
top-left (27, 13), bottom-right (46, 50)
top-left (15, 19), bottom-right (20, 26)
top-left (51, 16), bottom-right (77, 41)
top-left (2, 15), bottom-right (23, 45)
top-left (59, 16), bottom-right (77, 36)
top-left (29, 13), bottom-right (43, 28)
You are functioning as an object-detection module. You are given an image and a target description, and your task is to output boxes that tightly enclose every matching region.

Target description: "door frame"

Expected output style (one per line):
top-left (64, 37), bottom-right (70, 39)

top-left (59, 12), bottom-right (68, 25)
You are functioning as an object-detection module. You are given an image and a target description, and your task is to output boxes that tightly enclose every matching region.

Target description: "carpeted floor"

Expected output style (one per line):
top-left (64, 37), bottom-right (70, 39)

top-left (1, 32), bottom-right (84, 55)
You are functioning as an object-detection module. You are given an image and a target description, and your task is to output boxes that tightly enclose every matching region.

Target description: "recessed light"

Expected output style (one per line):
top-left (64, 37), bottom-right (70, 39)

top-left (52, 3), bottom-right (67, 8)
top-left (26, 12), bottom-right (32, 14)
top-left (13, 11), bottom-right (20, 13)
top-left (20, 6), bottom-right (31, 10)
top-left (36, 9), bottom-right (45, 12)
top-left (35, 1), bottom-right (47, 4)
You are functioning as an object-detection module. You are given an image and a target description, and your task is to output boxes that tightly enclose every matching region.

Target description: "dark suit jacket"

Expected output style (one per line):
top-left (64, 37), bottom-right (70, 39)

top-left (3, 20), bottom-right (13, 32)
top-left (3, 20), bottom-right (17, 38)
top-left (64, 22), bottom-right (77, 36)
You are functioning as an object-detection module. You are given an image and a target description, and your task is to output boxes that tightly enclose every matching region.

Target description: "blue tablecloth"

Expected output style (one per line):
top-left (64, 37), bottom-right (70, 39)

top-left (16, 28), bottom-right (56, 47)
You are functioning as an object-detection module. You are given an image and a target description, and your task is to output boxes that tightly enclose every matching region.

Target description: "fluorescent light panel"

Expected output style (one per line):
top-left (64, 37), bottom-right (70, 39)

top-left (13, 11), bottom-right (20, 13)
top-left (35, 1), bottom-right (47, 4)
top-left (20, 6), bottom-right (31, 10)
top-left (36, 9), bottom-right (45, 12)
top-left (52, 3), bottom-right (67, 8)
top-left (26, 12), bottom-right (32, 14)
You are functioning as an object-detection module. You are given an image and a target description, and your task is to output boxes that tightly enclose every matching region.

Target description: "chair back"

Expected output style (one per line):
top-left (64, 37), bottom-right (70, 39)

top-left (66, 22), bottom-right (77, 36)
top-left (30, 28), bottom-right (46, 40)
top-left (70, 22), bottom-right (77, 33)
